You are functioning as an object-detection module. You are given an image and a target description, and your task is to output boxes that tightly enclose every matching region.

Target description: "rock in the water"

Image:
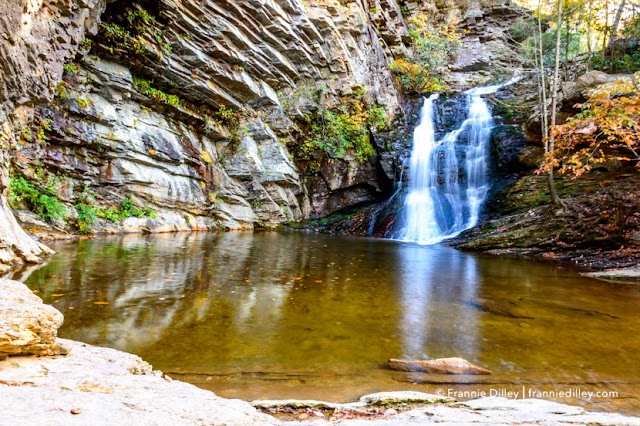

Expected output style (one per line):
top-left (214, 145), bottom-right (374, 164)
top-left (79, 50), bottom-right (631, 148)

top-left (388, 357), bottom-right (492, 375)
top-left (0, 279), bottom-right (65, 359)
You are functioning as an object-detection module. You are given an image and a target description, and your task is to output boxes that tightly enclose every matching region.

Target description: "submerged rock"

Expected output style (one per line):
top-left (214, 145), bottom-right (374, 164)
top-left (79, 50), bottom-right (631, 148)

top-left (0, 279), bottom-right (65, 359)
top-left (388, 357), bottom-right (493, 375)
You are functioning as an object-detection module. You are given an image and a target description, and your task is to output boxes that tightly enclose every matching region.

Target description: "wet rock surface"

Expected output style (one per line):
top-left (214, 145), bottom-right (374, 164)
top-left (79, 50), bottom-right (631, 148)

top-left (452, 171), bottom-right (640, 269)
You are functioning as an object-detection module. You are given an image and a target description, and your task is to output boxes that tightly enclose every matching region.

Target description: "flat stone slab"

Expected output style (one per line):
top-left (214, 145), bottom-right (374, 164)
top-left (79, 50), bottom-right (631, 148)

top-left (584, 267), bottom-right (640, 282)
top-left (281, 395), bottom-right (640, 425)
top-left (0, 339), bottom-right (277, 426)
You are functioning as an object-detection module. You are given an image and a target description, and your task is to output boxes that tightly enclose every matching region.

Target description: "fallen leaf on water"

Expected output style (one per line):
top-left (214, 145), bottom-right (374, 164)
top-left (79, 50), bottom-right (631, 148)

top-left (93, 302), bottom-right (109, 305)
top-left (52, 294), bottom-right (65, 297)
top-left (314, 280), bottom-right (322, 283)
top-left (294, 277), bottom-right (302, 281)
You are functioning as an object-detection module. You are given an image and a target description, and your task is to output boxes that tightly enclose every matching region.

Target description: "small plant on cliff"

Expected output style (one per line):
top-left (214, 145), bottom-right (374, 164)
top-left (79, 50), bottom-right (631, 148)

top-left (389, 16), bottom-right (460, 94)
top-left (74, 186), bottom-right (98, 234)
top-left (20, 117), bottom-right (52, 144)
top-left (301, 90), bottom-right (389, 163)
top-left (99, 4), bottom-right (171, 56)
top-left (96, 194), bottom-right (157, 222)
top-left (132, 77), bottom-right (181, 107)
top-left (63, 63), bottom-right (79, 75)
top-left (8, 177), bottom-right (67, 222)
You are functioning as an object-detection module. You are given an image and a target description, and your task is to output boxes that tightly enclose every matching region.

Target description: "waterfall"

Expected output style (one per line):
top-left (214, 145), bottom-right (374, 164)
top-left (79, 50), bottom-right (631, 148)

top-left (395, 80), bottom-right (517, 245)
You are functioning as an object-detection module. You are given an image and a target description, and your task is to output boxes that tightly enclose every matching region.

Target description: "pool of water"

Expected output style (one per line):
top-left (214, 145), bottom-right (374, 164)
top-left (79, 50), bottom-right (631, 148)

top-left (15, 232), bottom-right (640, 414)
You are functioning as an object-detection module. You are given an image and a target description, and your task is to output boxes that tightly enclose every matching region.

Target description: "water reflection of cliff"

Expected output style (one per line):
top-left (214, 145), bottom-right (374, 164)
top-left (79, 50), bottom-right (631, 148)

top-left (21, 234), bottom-right (488, 370)
top-left (18, 233), bottom-right (640, 411)
top-left (21, 233), bottom-right (411, 374)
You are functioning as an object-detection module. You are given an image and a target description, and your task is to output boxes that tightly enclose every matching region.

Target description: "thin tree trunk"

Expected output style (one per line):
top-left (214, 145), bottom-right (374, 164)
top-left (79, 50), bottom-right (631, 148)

top-left (586, 0), bottom-right (593, 71)
top-left (609, 0), bottom-right (628, 48)
top-left (548, 0), bottom-right (564, 206)
top-left (537, 1), bottom-right (548, 139)
top-left (602, 2), bottom-right (610, 56)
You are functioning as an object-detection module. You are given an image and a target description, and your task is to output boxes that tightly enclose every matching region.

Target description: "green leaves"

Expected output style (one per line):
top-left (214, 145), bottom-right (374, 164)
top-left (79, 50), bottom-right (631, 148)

top-left (301, 95), bottom-right (389, 163)
top-left (389, 18), bottom-right (459, 94)
top-left (8, 177), bottom-right (66, 222)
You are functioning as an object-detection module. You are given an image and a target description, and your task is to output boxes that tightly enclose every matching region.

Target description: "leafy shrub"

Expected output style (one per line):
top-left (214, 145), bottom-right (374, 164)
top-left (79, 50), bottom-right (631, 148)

top-left (132, 77), bottom-right (181, 107)
top-left (98, 4), bottom-right (171, 55)
top-left (522, 27), bottom-right (581, 65)
top-left (301, 92), bottom-right (389, 163)
top-left (540, 74), bottom-right (640, 177)
top-left (96, 194), bottom-right (157, 222)
top-left (8, 177), bottom-right (66, 222)
top-left (75, 202), bottom-right (97, 234)
top-left (389, 16), bottom-right (459, 94)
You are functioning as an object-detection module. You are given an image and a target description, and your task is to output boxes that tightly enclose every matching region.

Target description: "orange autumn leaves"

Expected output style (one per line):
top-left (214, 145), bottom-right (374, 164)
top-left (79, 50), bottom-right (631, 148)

top-left (540, 73), bottom-right (640, 177)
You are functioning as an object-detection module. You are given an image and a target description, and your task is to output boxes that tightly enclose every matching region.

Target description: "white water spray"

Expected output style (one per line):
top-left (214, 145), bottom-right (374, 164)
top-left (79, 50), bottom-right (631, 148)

top-left (395, 79), bottom-right (519, 245)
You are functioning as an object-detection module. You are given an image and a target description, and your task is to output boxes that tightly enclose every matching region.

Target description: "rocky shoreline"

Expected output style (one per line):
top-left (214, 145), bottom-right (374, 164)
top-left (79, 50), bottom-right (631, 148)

top-left (2, 339), bottom-right (640, 425)
top-left (2, 278), bottom-right (640, 425)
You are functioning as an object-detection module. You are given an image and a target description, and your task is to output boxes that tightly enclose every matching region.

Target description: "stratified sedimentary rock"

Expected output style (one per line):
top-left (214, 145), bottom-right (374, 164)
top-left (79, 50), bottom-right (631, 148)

top-left (0, 279), bottom-right (65, 359)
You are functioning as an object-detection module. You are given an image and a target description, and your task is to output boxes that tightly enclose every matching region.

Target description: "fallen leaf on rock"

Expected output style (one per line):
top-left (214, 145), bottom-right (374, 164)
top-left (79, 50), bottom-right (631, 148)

top-left (70, 408), bottom-right (82, 415)
top-left (298, 413), bottom-right (309, 420)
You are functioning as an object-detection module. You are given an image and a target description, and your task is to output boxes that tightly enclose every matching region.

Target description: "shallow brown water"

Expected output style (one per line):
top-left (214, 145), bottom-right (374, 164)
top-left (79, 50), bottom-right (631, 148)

top-left (17, 232), bottom-right (640, 414)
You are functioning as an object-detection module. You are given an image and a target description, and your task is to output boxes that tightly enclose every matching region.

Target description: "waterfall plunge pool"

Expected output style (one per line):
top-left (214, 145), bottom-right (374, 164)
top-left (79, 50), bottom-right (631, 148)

top-left (16, 232), bottom-right (640, 415)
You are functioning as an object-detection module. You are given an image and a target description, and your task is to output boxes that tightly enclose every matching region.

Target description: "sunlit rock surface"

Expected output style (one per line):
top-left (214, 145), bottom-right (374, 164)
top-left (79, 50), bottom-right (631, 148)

top-left (0, 279), bottom-right (64, 358)
top-left (0, 339), bottom-right (278, 426)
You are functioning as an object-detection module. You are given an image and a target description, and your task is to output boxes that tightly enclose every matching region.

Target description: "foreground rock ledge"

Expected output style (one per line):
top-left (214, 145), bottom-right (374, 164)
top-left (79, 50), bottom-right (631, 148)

top-left (0, 279), bottom-right (65, 358)
top-left (0, 339), bottom-right (277, 425)
top-left (1, 341), bottom-right (640, 425)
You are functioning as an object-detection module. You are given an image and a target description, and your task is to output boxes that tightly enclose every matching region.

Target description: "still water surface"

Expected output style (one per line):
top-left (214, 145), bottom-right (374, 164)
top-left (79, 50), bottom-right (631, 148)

top-left (18, 232), bottom-right (640, 414)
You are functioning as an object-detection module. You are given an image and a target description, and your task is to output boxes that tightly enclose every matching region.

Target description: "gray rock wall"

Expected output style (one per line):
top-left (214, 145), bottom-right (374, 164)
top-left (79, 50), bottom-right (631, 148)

top-left (0, 0), bottom-right (107, 272)
top-left (0, 0), bottom-right (530, 270)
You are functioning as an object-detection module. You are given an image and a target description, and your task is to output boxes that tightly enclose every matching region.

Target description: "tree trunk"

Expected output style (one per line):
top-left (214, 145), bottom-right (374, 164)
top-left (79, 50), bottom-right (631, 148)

top-left (0, 163), bottom-right (53, 274)
top-left (548, 0), bottom-right (564, 206)
top-left (609, 0), bottom-right (628, 48)
top-left (586, 0), bottom-right (593, 71)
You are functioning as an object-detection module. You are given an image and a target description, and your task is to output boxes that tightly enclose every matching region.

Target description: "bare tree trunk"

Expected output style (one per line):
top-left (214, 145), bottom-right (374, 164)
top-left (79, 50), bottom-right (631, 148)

top-left (602, 2), bottom-right (610, 56)
top-left (609, 0), bottom-right (628, 48)
top-left (548, 0), bottom-right (564, 206)
top-left (586, 0), bottom-right (593, 71)
top-left (537, 0), bottom-right (548, 139)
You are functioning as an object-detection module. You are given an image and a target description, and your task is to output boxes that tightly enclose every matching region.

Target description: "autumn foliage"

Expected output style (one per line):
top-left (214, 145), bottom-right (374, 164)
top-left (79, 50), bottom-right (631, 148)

top-left (541, 73), bottom-right (640, 176)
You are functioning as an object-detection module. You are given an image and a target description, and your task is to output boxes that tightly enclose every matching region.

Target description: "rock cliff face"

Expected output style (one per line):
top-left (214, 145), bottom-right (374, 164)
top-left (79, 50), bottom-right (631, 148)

top-left (8, 0), bottom-right (410, 238)
top-left (0, 0), bottom-right (529, 271)
top-left (0, 0), bottom-right (107, 272)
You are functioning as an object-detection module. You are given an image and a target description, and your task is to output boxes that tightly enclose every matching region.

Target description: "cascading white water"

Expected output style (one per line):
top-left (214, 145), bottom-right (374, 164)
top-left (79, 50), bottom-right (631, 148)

top-left (395, 80), bottom-right (517, 245)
